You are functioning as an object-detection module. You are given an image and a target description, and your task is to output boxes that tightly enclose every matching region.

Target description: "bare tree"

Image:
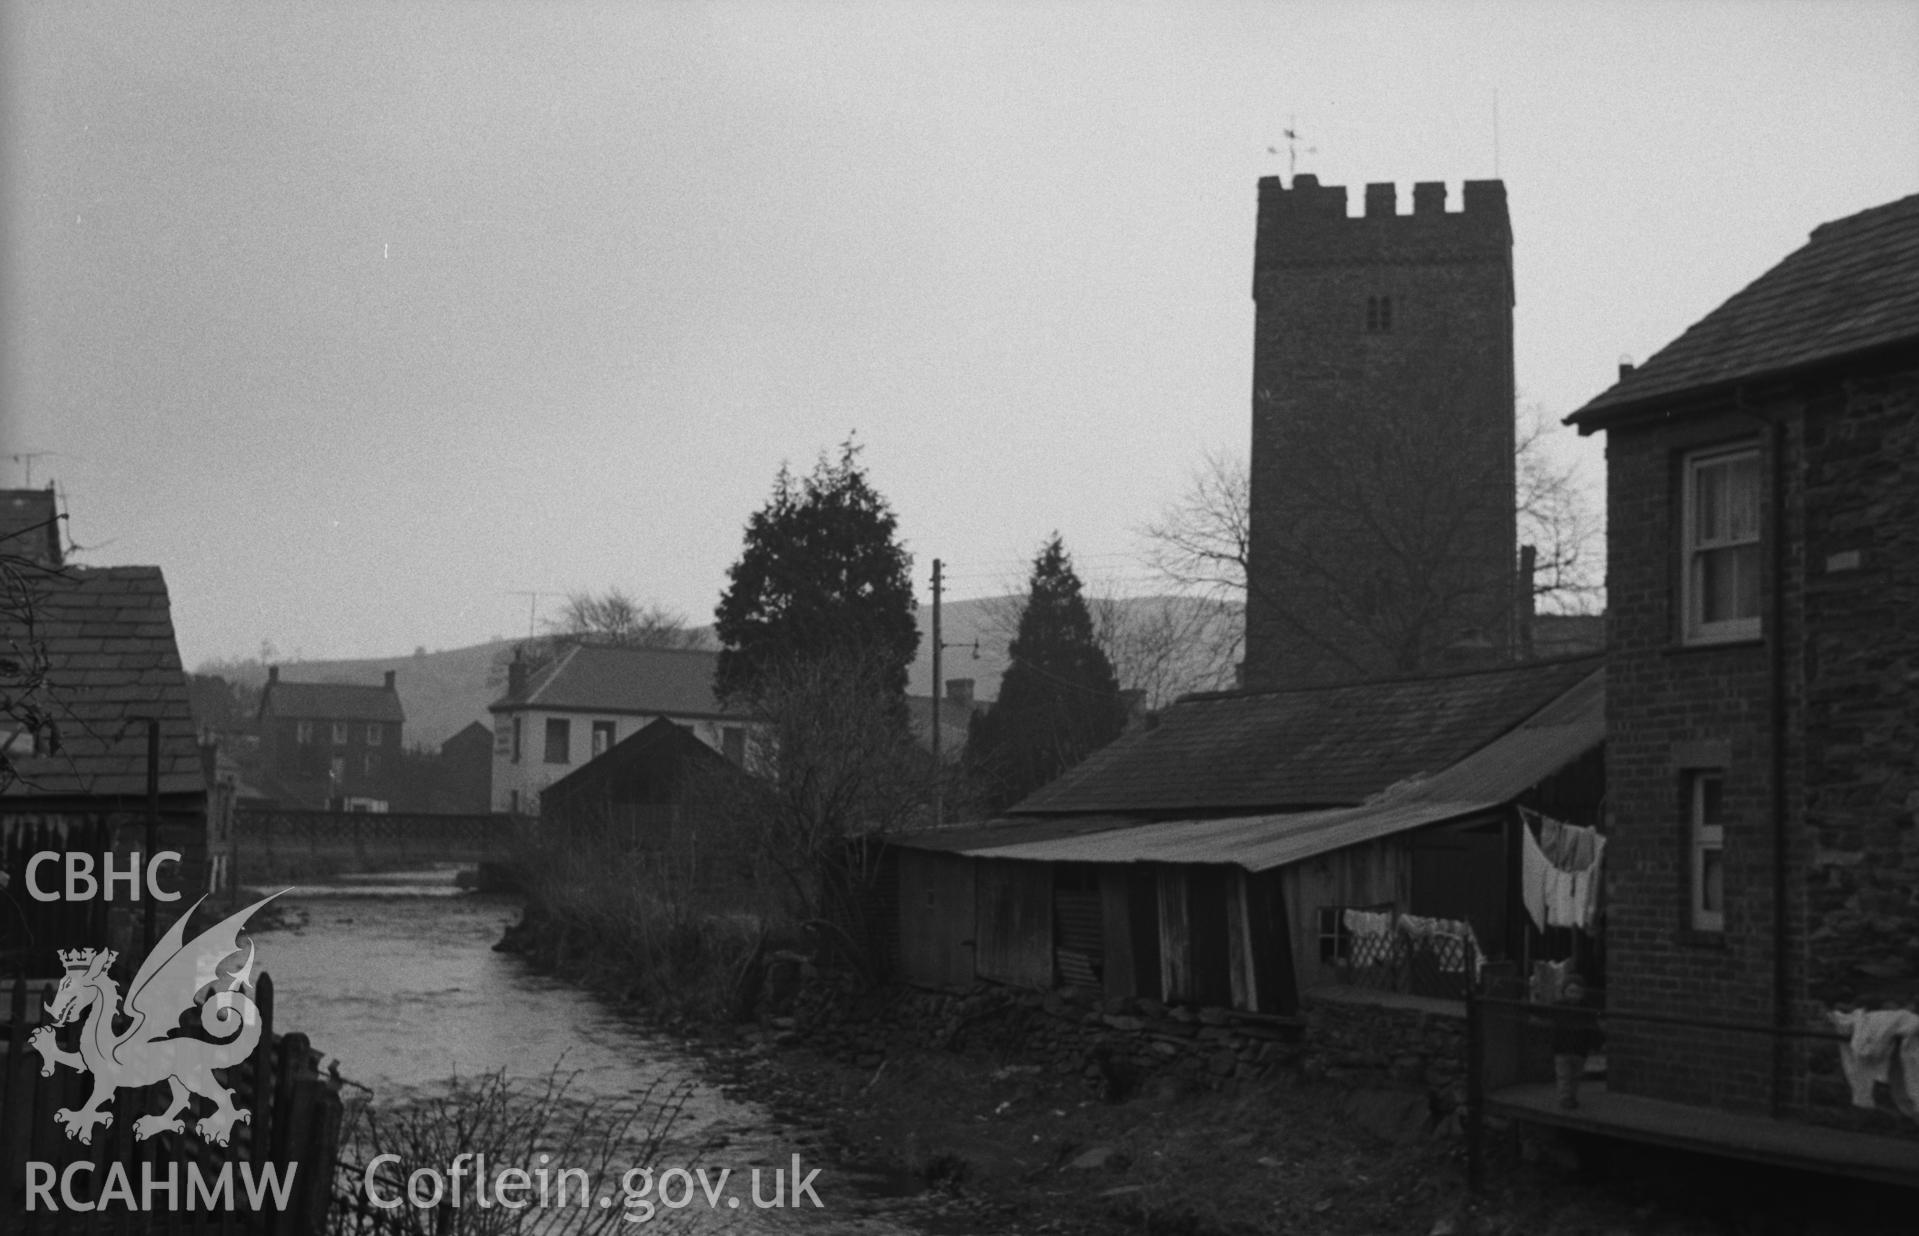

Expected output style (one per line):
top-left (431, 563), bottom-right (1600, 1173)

top-left (551, 588), bottom-right (710, 650)
top-left (694, 645), bottom-right (960, 981)
top-left (490, 588), bottom-right (709, 689)
top-left (1139, 410), bottom-right (1603, 679)
top-left (1515, 410), bottom-right (1605, 613)
top-left (1088, 593), bottom-right (1240, 709)
top-left (0, 545), bottom-right (64, 794)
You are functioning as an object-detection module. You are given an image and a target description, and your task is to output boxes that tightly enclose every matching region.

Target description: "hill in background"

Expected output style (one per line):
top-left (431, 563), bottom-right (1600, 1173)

top-left (198, 596), bottom-right (1242, 750)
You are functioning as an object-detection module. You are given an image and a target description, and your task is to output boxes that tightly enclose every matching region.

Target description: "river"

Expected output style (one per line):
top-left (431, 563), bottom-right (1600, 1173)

top-left (249, 868), bottom-right (925, 1233)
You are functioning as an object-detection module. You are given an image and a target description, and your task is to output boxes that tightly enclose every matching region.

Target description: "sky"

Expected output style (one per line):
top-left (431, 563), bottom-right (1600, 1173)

top-left (3, 0), bottom-right (1916, 671)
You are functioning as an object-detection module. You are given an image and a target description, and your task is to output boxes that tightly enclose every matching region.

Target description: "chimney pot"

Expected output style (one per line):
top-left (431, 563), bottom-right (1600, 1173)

top-left (508, 652), bottom-right (528, 701)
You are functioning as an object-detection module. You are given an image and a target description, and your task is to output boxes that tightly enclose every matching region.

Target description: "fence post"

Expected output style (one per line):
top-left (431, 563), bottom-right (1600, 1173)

top-left (1465, 980), bottom-right (1485, 1194)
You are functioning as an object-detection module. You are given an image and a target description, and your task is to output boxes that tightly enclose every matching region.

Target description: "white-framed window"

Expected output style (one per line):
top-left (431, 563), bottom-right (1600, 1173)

top-left (591, 721), bottom-right (616, 758)
top-left (332, 721), bottom-right (349, 746)
top-left (1689, 772), bottom-right (1727, 932)
top-left (1682, 444), bottom-right (1762, 644)
top-left (367, 722), bottom-right (384, 746)
top-left (296, 720), bottom-right (314, 745)
top-left (544, 718), bottom-right (571, 765)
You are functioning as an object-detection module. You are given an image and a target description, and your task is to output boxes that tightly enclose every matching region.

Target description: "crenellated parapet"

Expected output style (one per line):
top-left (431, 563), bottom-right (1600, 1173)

top-left (1254, 175), bottom-right (1511, 283)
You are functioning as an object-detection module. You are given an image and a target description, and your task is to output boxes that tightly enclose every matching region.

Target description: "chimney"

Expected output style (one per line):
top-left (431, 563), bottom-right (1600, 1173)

top-left (944, 678), bottom-right (975, 709)
top-left (1516, 545), bottom-right (1538, 661)
top-left (507, 652), bottom-right (527, 700)
top-left (1120, 688), bottom-right (1148, 728)
top-left (1618, 360), bottom-right (1636, 381)
top-left (384, 670), bottom-right (397, 692)
top-left (267, 665), bottom-right (279, 685)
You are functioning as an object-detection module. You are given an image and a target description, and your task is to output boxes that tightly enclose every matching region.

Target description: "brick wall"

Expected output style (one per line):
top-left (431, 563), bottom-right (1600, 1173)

top-left (1244, 176), bottom-right (1516, 689)
top-left (1601, 355), bottom-right (1919, 1126)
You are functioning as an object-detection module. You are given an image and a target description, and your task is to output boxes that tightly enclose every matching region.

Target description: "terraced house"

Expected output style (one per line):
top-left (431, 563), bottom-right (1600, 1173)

top-left (256, 668), bottom-right (406, 810)
top-left (1485, 189), bottom-right (1919, 1184)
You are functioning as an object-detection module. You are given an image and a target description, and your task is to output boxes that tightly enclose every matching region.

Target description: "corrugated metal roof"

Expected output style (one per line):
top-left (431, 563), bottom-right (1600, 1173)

top-left (3, 566), bottom-right (204, 799)
top-left (1011, 654), bottom-right (1603, 816)
top-left (916, 666), bottom-right (1603, 872)
top-left (1570, 192), bottom-right (1919, 429)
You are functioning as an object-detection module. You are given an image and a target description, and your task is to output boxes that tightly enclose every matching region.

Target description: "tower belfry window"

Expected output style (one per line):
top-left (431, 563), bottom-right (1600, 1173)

top-left (1366, 295), bottom-right (1394, 333)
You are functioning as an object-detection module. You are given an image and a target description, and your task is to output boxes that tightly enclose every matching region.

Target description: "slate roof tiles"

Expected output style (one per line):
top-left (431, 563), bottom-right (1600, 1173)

top-left (1572, 192), bottom-right (1919, 427)
top-left (1009, 653), bottom-right (1605, 817)
top-left (3, 565), bottom-right (204, 799)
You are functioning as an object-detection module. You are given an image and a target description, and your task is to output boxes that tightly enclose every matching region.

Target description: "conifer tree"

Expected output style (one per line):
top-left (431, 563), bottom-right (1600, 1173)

top-left (714, 439), bottom-right (919, 703)
top-left (968, 535), bottom-right (1127, 809)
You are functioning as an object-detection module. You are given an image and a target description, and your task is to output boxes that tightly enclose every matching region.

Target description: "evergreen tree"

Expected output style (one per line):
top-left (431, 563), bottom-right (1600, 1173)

top-left (714, 439), bottom-right (919, 703)
top-left (968, 535), bottom-right (1127, 809)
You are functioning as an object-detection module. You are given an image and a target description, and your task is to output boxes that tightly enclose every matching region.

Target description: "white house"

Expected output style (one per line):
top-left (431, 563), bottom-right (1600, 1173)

top-left (488, 644), bottom-right (752, 814)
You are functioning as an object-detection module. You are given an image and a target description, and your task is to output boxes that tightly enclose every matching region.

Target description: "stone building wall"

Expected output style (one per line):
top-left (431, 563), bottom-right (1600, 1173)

top-left (1599, 353), bottom-right (1919, 1130)
top-left (1243, 175), bottom-right (1516, 690)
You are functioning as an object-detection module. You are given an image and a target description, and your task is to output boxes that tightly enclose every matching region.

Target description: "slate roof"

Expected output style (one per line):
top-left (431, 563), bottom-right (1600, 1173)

top-left (2, 565), bottom-right (205, 799)
top-left (259, 680), bottom-right (405, 724)
top-left (1009, 654), bottom-right (1605, 817)
top-left (539, 716), bottom-right (746, 815)
top-left (1571, 192), bottom-right (1919, 429)
top-left (489, 644), bottom-right (747, 720)
top-left (0, 489), bottom-right (62, 566)
top-left (898, 666), bottom-right (1604, 872)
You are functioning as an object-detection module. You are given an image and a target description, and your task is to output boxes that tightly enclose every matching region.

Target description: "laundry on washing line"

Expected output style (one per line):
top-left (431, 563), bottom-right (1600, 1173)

top-left (1341, 908), bottom-right (1394, 940)
top-left (1830, 1007), bottom-right (1919, 1122)
top-left (1520, 807), bottom-right (1606, 932)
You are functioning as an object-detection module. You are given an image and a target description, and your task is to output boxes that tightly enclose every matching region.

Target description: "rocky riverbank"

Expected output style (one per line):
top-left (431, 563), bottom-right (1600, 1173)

top-left (498, 910), bottom-right (1913, 1235)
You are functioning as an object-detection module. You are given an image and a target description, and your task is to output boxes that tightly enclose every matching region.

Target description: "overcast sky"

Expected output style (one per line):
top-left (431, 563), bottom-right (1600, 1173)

top-left (4, 1), bottom-right (1915, 670)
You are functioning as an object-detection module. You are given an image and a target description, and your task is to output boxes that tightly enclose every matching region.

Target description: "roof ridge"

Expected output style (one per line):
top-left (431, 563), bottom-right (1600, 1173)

top-left (1176, 650), bottom-right (1605, 704)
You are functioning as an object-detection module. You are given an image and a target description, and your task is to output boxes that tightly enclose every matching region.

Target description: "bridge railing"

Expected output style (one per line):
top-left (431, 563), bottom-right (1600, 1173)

top-left (231, 809), bottom-right (520, 884)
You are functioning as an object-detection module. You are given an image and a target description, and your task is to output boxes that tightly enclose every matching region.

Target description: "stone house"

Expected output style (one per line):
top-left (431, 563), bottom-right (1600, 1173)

top-left (1547, 190), bottom-right (1919, 1170)
top-left (256, 668), bottom-right (406, 809)
top-left (889, 655), bottom-right (1605, 1016)
top-left (0, 565), bottom-right (210, 973)
top-left (488, 643), bottom-right (753, 815)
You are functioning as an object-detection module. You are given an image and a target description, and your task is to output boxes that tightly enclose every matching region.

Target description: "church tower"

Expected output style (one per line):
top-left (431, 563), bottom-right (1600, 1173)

top-left (1243, 175), bottom-right (1516, 689)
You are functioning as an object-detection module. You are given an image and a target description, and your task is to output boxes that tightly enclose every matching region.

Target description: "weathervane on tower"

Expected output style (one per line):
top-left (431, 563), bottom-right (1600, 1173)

top-left (1268, 115), bottom-right (1317, 181)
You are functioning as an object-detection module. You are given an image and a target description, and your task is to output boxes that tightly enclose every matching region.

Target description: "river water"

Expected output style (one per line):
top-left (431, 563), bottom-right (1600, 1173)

top-left (249, 868), bottom-right (921, 1233)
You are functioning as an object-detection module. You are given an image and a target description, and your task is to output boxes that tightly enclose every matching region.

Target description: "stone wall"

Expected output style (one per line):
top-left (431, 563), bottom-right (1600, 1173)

top-left (777, 974), bottom-right (1468, 1113)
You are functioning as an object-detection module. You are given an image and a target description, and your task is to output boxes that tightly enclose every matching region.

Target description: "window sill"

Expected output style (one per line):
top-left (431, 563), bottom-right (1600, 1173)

top-left (1664, 636), bottom-right (1765, 656)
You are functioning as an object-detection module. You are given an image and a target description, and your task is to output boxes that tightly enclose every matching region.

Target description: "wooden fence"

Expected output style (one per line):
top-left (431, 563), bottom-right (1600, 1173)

top-left (2, 970), bottom-right (342, 1235)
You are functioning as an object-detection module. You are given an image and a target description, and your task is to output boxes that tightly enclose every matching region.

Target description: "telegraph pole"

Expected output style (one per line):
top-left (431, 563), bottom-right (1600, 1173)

top-left (930, 558), bottom-right (943, 825)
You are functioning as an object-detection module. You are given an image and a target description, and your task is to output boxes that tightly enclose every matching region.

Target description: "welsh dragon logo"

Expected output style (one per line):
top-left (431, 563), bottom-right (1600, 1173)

top-left (29, 891), bottom-right (283, 1147)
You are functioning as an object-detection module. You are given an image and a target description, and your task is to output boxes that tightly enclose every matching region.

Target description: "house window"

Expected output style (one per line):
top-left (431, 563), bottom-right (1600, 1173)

top-left (1683, 445), bottom-right (1762, 644)
top-left (591, 721), bottom-right (616, 758)
top-left (1317, 906), bottom-right (1351, 964)
top-left (367, 722), bottom-right (384, 746)
top-left (296, 720), bottom-right (314, 745)
top-left (1365, 294), bottom-right (1394, 333)
top-left (544, 718), bottom-right (571, 765)
top-left (1689, 772), bottom-right (1727, 932)
top-left (332, 722), bottom-right (349, 746)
